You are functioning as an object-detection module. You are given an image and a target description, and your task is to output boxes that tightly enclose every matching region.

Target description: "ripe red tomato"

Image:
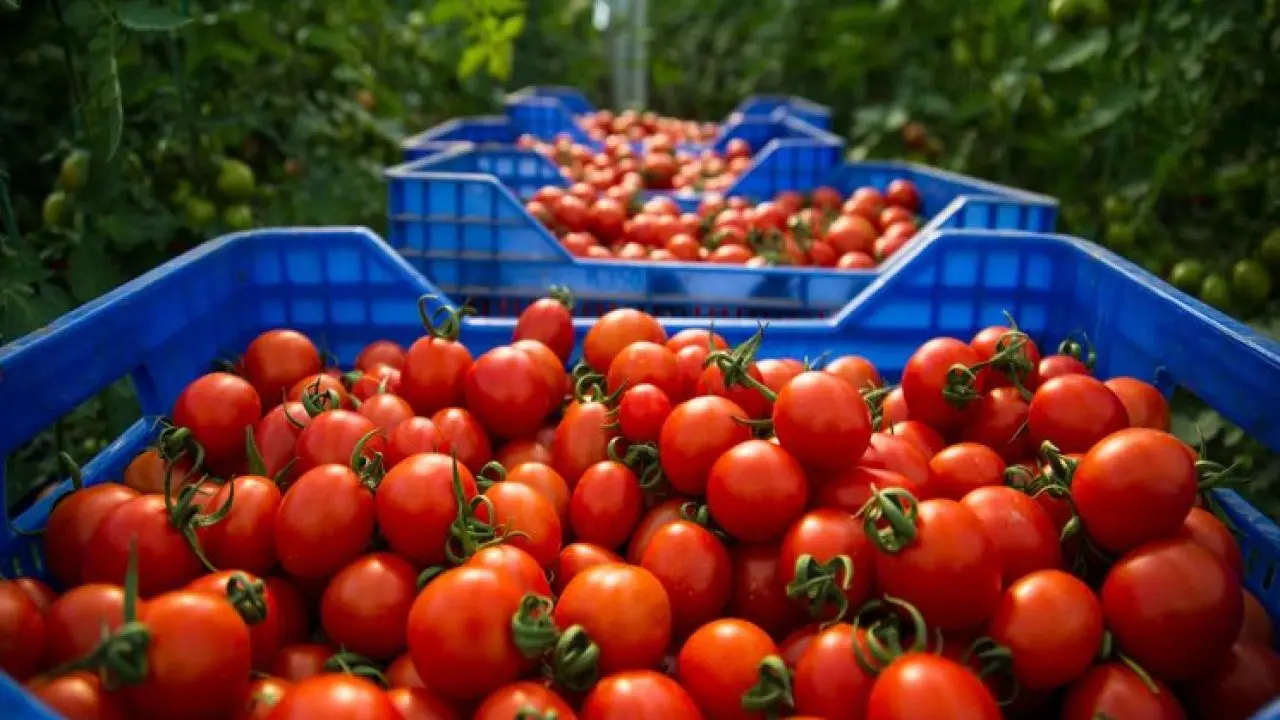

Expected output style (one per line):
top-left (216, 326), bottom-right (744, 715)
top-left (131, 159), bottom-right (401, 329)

top-left (553, 542), bottom-right (623, 595)
top-left (399, 336), bottom-right (472, 416)
top-left (241, 329), bottom-right (322, 406)
top-left (1102, 538), bottom-right (1242, 682)
top-left (880, 387), bottom-right (910, 425)
top-left (1178, 507), bottom-right (1245, 578)
top-left (927, 442), bottom-right (1005, 500)
top-left (408, 566), bottom-right (537, 700)
top-left (465, 346), bottom-right (553, 439)
top-left (606, 341), bottom-right (683, 401)
top-left (253, 401), bottom-right (309, 482)
top-left (969, 325), bottom-right (1041, 390)
top-left (467, 544), bottom-right (553, 597)
top-left (792, 624), bottom-right (874, 719)
top-left (494, 438), bottom-right (552, 469)
top-left (376, 452), bottom-right (477, 566)
top-left (617, 384), bottom-right (674, 443)
top-left (122, 590), bottom-right (253, 720)
top-left (756, 358), bottom-right (805, 398)
top-left (866, 653), bottom-right (1001, 719)
top-left (202, 475), bottom-right (282, 577)
top-left (885, 179), bottom-right (921, 211)
top-left (960, 387), bottom-right (1032, 462)
top-left (778, 509), bottom-right (876, 622)
top-left (677, 619), bottom-right (782, 720)
top-left (1060, 663), bottom-right (1186, 720)
top-left (554, 564), bottom-right (672, 675)
top-left (824, 214), bottom-right (878, 255)
top-left (82, 493), bottom-right (205, 597)
top-left (959, 486), bottom-right (1063, 585)
top-left (185, 570), bottom-right (281, 671)
top-left (271, 643), bottom-right (333, 682)
top-left (773, 371), bottom-right (873, 471)
top-left (726, 541), bottom-right (808, 639)
top-left (706, 440), bottom-right (808, 543)
top-left (386, 653), bottom-right (426, 689)
top-left (860, 432), bottom-right (932, 494)
top-left (569, 460), bottom-right (644, 550)
top-left (579, 671), bottom-right (703, 720)
top-left (1104, 376), bottom-right (1171, 431)
top-left (626, 498), bottom-right (686, 564)
top-left (1038, 353), bottom-right (1091, 381)
top-left (901, 338), bottom-right (981, 430)
top-left (266, 577), bottom-right (310, 646)
top-left (356, 340), bottom-right (407, 371)
top-left (815, 466), bottom-right (918, 515)
top-left (26, 671), bottom-right (129, 720)
top-left (874, 498), bottom-right (1003, 631)
top-left (383, 416), bottom-right (449, 468)
top-left (1027, 374), bottom-right (1128, 453)
top-left (480, 481), bottom-right (563, 567)
top-left (349, 364), bottom-right (403, 402)
top-left (505, 461), bottom-right (571, 522)
top-left (358, 393), bottom-right (414, 436)
top-left (515, 296), bottom-right (575, 362)
top-left (583, 308), bottom-right (667, 372)
top-left (988, 569), bottom-right (1104, 690)
top-left (430, 407), bottom-right (492, 473)
top-left (41, 583), bottom-right (124, 667)
top-left (123, 447), bottom-right (194, 495)
top-left (640, 520), bottom-right (733, 635)
top-left (1185, 641), bottom-right (1280, 720)
top-left (1241, 589), bottom-right (1274, 646)
top-left (512, 338), bottom-right (569, 408)
top-left (1072, 428), bottom-right (1197, 553)
top-left (0, 581), bottom-right (44, 680)
top-left (266, 674), bottom-right (399, 720)
top-left (44, 483), bottom-right (139, 588)
top-left (474, 682), bottom-right (572, 720)
top-left (293, 409), bottom-right (384, 476)
top-left (172, 371), bottom-right (263, 463)
top-left (321, 552), bottom-right (418, 660)
top-left (696, 362), bottom-right (772, 420)
top-left (660, 396), bottom-right (752, 496)
top-left (230, 676), bottom-right (292, 720)
top-left (274, 464), bottom-right (375, 579)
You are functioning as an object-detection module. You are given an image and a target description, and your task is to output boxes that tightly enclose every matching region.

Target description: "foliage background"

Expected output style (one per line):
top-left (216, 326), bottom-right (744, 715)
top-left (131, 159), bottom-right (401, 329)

top-left (3, 0), bottom-right (1279, 512)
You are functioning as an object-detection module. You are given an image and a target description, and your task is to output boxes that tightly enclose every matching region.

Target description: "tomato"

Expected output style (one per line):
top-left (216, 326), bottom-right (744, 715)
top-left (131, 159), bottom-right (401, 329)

top-left (122, 590), bottom-right (252, 720)
top-left (408, 566), bottom-right (535, 700)
top-left (779, 624), bottom-right (819, 667)
top-left (555, 399), bottom-right (618, 487)
top-left (605, 342), bottom-right (682, 402)
top-left (880, 387), bottom-right (910, 425)
top-left (275, 464), bottom-right (375, 579)
top-left (463, 346), bottom-right (554, 439)
top-left (504, 461), bottom-right (571, 522)
top-left (815, 466), bottom-right (918, 515)
top-left (960, 387), bottom-right (1032, 463)
top-left (293, 409), bottom-right (384, 476)
top-left (27, 671), bottom-right (128, 720)
top-left (860, 432), bottom-right (932, 494)
top-left (386, 653), bottom-right (426, 689)
top-left (580, 670), bottom-right (703, 720)
top-left (467, 544), bottom-right (553, 597)
top-left (288, 373), bottom-right (349, 407)
top-left (617, 384), bottom-right (674, 443)
top-left (382, 416), bottom-right (448, 468)
top-left (45, 483), bottom-right (139, 588)
top-left (183, 569), bottom-right (281, 671)
top-left (673, 345), bottom-right (711, 399)
top-left (0, 581), bottom-right (44, 681)
top-left (773, 371), bottom-right (873, 471)
top-left (515, 297), bottom-right (575, 363)
top-left (271, 644), bottom-right (334, 682)
top-left (400, 336), bottom-right (472, 417)
top-left (555, 564), bottom-right (672, 675)
top-left (1060, 663), bottom-right (1186, 720)
top-left (474, 682), bottom-right (573, 720)
top-left (480, 481), bottom-right (563, 567)
top-left (172, 372), bottom-right (263, 463)
top-left (1177, 506), bottom-right (1244, 578)
top-left (927, 443), bottom-right (1005, 500)
top-left (565, 460), bottom-right (642, 550)
top-left (865, 653), bottom-right (1001, 720)
top-left (901, 338), bottom-right (981, 430)
top-left (969, 325), bottom-right (1041, 390)
top-left (874, 498), bottom-right (1003, 631)
top-left (959, 486), bottom-right (1062, 584)
top-left (727, 542), bottom-right (808, 640)
top-left (553, 543), bottom-right (623, 595)
top-left (201, 475), bottom-right (282, 577)
top-left (626, 498), bottom-right (687, 564)
top-left (1102, 538), bottom-right (1242, 682)
top-left (583, 309), bottom-right (667, 372)
top-left (264, 577), bottom-right (308, 646)
top-left (82, 493), bottom-right (206, 597)
top-left (660, 396), bottom-right (752, 496)
top-left (266, 674), bottom-right (399, 720)
top-left (696, 362), bottom-right (772, 420)
top-left (356, 340), bottom-right (406, 371)
top-left (792, 624), bottom-right (874, 719)
top-left (430, 407), bottom-right (492, 474)
top-left (666, 328), bottom-right (728, 354)
top-left (253, 402), bottom-right (309, 482)
top-left (1072, 428), bottom-right (1197, 553)
top-left (824, 214), bottom-right (878, 255)
top-left (513, 339), bottom-right (569, 407)
top-left (376, 452), bottom-right (477, 566)
top-left (756, 359), bottom-right (804, 398)
top-left (241, 329), bottom-right (322, 405)
top-left (358, 393), bottom-right (414, 436)
top-left (1185, 641), bottom-right (1280, 720)
top-left (778, 509), bottom-right (875, 622)
top-left (319, 552), bottom-right (417, 660)
top-left (707, 440), bottom-right (808, 543)
top-left (1027, 374), bottom-right (1127, 453)
top-left (987, 569), bottom-right (1103, 690)
top-left (494, 438), bottom-right (552, 469)
top-left (42, 583), bottom-right (125, 666)
top-left (351, 365), bottom-right (402, 402)
top-left (677, 619), bottom-right (782, 720)
top-left (1104, 377), bottom-right (1170, 431)
top-left (887, 421), bottom-right (944, 458)
top-left (1241, 589), bottom-right (1274, 645)
top-left (640, 520), bottom-right (733, 635)
top-left (885, 179), bottom-right (921, 211)
top-left (124, 448), bottom-right (194, 495)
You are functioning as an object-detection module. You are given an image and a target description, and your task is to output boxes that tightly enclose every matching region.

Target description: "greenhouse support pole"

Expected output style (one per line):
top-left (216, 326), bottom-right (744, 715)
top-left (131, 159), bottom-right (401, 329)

top-left (629, 0), bottom-right (647, 110)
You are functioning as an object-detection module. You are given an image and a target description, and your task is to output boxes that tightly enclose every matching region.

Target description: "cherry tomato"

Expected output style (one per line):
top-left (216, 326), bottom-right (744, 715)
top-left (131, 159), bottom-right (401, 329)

top-left (773, 371), bottom-right (873, 471)
top-left (727, 542), bottom-right (808, 640)
top-left (793, 624), bottom-right (874, 719)
top-left (707, 440), bottom-right (808, 543)
top-left (901, 338), bottom-right (981, 431)
top-left (494, 438), bottom-right (552, 469)
top-left (605, 342), bottom-right (682, 401)
top-left (887, 421), bottom-right (945, 458)
top-left (859, 432), bottom-right (931, 495)
top-left (202, 475), bottom-right (282, 577)
top-left (82, 493), bottom-right (204, 597)
top-left (44, 483), bottom-right (139, 588)
top-left (640, 520), bottom-right (733, 635)
top-left (480, 481), bottom-right (563, 567)
top-left (400, 336), bottom-right (472, 417)
top-left (674, 345), bottom-right (712, 399)
top-left (988, 569), bottom-right (1103, 690)
top-left (660, 396), bottom-right (752, 496)
top-left (583, 309), bottom-right (667, 372)
top-left (274, 464), bottom-right (375, 579)
top-left (1104, 377), bottom-right (1171, 431)
top-left (1185, 641), bottom-right (1280, 720)
top-left (172, 372), bottom-right (263, 463)
top-left (376, 452), bottom-right (477, 567)
top-left (253, 402), bottom-right (309, 483)
top-left (241, 329), bottom-right (322, 405)
top-left (464, 346), bottom-right (555, 439)
top-left (513, 339), bottom-right (570, 408)
top-left (880, 387), bottom-right (910, 425)
top-left (553, 543), bottom-right (623, 595)
top-left (927, 443), bottom-right (1005, 501)
top-left (515, 296), bottom-right (575, 363)
top-left (271, 644), bottom-right (333, 682)
top-left (1177, 506), bottom-right (1245, 578)
top-left (42, 583), bottom-right (125, 666)
top-left (287, 373), bottom-right (350, 408)
top-left (959, 486), bottom-right (1063, 585)
top-left (26, 671), bottom-right (128, 720)
top-left (474, 682), bottom-right (574, 720)
top-left (431, 407), bottom-right (492, 473)
top-left (778, 509), bottom-right (875, 622)
top-left (569, 460), bottom-right (644, 551)
top-left (383, 416), bottom-right (449, 468)
top-left (1241, 589), bottom-right (1274, 645)
top-left (866, 653), bottom-right (1001, 720)
top-left (696, 362), bottom-right (772, 420)
top-left (467, 544), bottom-right (553, 597)
top-left (666, 328), bottom-right (728, 353)
top-left (677, 619), bottom-right (781, 720)
top-left (617, 384), bottom-right (674, 443)
top-left (386, 653), bottom-right (426, 689)
top-left (320, 552), bottom-right (417, 660)
top-left (185, 570), bottom-right (281, 671)
top-left (293, 409), bottom-right (384, 476)
top-left (779, 624), bottom-right (819, 667)
top-left (969, 325), bottom-right (1041, 390)
top-left (960, 387), bottom-right (1032, 463)
top-left (579, 671), bottom-right (703, 720)
top-left (1027, 374), bottom-right (1127, 453)
top-left (626, 499), bottom-right (686, 564)
top-left (0, 581), bottom-right (44, 680)
top-left (551, 400), bottom-right (617, 487)
top-left (555, 564), bottom-right (672, 675)
top-left (265, 577), bottom-right (308, 646)
top-left (1060, 663), bottom-right (1186, 720)
top-left (815, 466), bottom-right (918, 515)
top-left (1038, 353), bottom-right (1091, 381)
top-left (123, 447), bottom-right (194, 495)
top-left (266, 674), bottom-right (398, 720)
top-left (356, 340), bottom-right (407, 371)
top-left (358, 393), bottom-right (414, 436)
top-left (505, 461), bottom-right (571, 522)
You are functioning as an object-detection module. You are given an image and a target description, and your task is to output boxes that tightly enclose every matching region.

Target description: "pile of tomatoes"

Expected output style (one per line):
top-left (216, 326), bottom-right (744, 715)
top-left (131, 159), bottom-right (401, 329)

top-left (526, 181), bottom-right (923, 268)
top-left (3, 292), bottom-right (1278, 720)
top-left (575, 108), bottom-right (721, 147)
top-left (517, 130), bottom-right (751, 193)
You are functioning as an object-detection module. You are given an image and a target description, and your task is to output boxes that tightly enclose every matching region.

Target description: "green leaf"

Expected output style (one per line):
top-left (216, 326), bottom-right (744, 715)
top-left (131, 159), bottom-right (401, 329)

top-left (498, 14), bottom-right (525, 40)
top-left (84, 27), bottom-right (123, 162)
top-left (66, 240), bottom-right (124, 304)
top-left (1043, 29), bottom-right (1109, 73)
top-left (458, 45), bottom-right (487, 79)
top-left (115, 1), bottom-right (191, 32)
top-left (1063, 87), bottom-right (1142, 138)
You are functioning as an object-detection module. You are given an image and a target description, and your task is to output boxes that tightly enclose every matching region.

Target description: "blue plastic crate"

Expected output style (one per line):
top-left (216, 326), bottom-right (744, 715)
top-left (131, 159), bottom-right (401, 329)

top-left (384, 142), bottom-right (1057, 318)
top-left (4, 226), bottom-right (1279, 719)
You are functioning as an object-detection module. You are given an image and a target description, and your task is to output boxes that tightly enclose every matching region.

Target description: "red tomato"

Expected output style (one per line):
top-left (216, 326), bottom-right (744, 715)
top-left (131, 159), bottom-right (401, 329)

top-left (44, 483), bottom-right (139, 588)
top-left (677, 619), bottom-right (782, 720)
top-left (583, 309), bottom-right (667, 372)
top-left (293, 409), bottom-right (384, 476)
top-left (885, 179), bottom-right (921, 211)
top-left (773, 371), bottom-right (873, 471)
top-left (431, 407), bottom-right (492, 473)
top-left (11, 578), bottom-right (53, 613)
top-left (202, 475), bottom-right (282, 577)
top-left (626, 498), bottom-right (687, 564)
top-left (666, 328), bottom-right (729, 354)
top-left (860, 432), bottom-right (932, 494)
top-left (640, 520), bottom-right (733, 635)
top-left (880, 387), bottom-right (910, 425)
top-left (468, 544), bottom-right (553, 597)
top-left (1241, 589), bottom-right (1275, 645)
top-left (271, 643), bottom-right (334, 682)
top-left (480, 481), bottom-right (563, 567)
top-left (376, 453), bottom-right (477, 567)
top-left (553, 543), bottom-right (623, 595)
top-left (1027, 374), bottom-right (1128, 453)
top-left (266, 675), bottom-right (398, 720)
top-left (959, 486), bottom-right (1063, 585)
top-left (384, 416), bottom-right (450, 468)
top-left (494, 438), bottom-right (552, 469)
top-left (816, 466), bottom-right (918, 515)
top-left (866, 653), bottom-right (1001, 720)
top-left (320, 552), bottom-right (417, 660)
top-left (792, 624), bottom-right (874, 719)
top-left (1060, 663), bottom-right (1186, 720)
top-left (886, 421), bottom-right (944, 458)
top-left (779, 624), bottom-right (819, 667)
top-left (824, 214), bottom-right (878, 255)
top-left (266, 577), bottom-right (310, 646)
top-left (123, 447), bottom-right (194, 495)
top-left (1178, 507), bottom-right (1245, 578)
top-left (42, 583), bottom-right (125, 666)
top-left (82, 493), bottom-right (204, 597)
top-left (969, 325), bottom-right (1042, 390)
top-left (287, 373), bottom-right (349, 408)
top-left (756, 359), bottom-right (805, 398)
top-left (1038, 353), bottom-right (1091, 381)
top-left (358, 393), bottom-right (414, 436)
top-left (579, 670), bottom-right (703, 720)
top-left (465, 346), bottom-right (553, 439)
top-left (505, 462), bottom-right (571, 522)
top-left (474, 682), bottom-right (573, 720)
top-left (778, 509), bottom-right (876, 622)
top-left (569, 461), bottom-right (644, 551)
top-left (988, 569), bottom-right (1103, 690)
top-left (874, 498), bottom-right (1003, 631)
top-left (1102, 538), bottom-right (1242, 682)
top-left (554, 564), bottom-right (672, 675)
top-left (515, 296), bottom-right (575, 362)
top-left (843, 187), bottom-right (885, 220)
top-left (551, 400), bottom-right (617, 487)
top-left (350, 365), bottom-right (403, 401)
top-left (231, 676), bottom-right (293, 720)
top-left (513, 339), bottom-right (570, 408)
top-left (708, 243), bottom-right (754, 266)
top-left (252, 402), bottom-right (309, 483)
top-left (408, 566), bottom-right (536, 700)
top-left (0, 582), bottom-right (44, 681)
top-left (901, 338), bottom-right (981, 430)
top-left (241, 329), bottom-right (322, 405)
top-left (696, 362), bottom-right (772, 420)
top-left (960, 387), bottom-right (1032, 463)
top-left (660, 396), bottom-right (752, 496)
top-left (727, 542), bottom-right (808, 640)
top-left (1185, 641), bottom-right (1280, 720)
top-left (1072, 428), bottom-right (1197, 553)
top-left (1105, 377), bottom-right (1171, 431)
top-left (185, 570), bottom-right (281, 671)
top-left (606, 341), bottom-right (683, 401)
top-left (707, 440), bottom-right (808, 543)
top-left (356, 340), bottom-right (407, 371)
top-left (617, 384), bottom-right (674, 443)
top-left (172, 372), bottom-right (263, 463)
top-left (274, 464), bottom-right (375, 579)
top-left (386, 653), bottom-right (426, 689)
top-left (400, 336), bottom-right (473, 417)
top-left (927, 442), bottom-right (1005, 500)
top-left (26, 671), bottom-right (128, 720)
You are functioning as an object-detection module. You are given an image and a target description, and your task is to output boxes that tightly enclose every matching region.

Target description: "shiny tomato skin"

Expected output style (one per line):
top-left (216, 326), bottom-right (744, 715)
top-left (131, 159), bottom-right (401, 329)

top-left (494, 438), bottom-right (552, 470)
top-left (287, 373), bottom-right (349, 408)
top-left (778, 509), bottom-right (876, 621)
top-left (640, 520), bottom-right (733, 635)
top-left (376, 452), bottom-right (477, 567)
top-left (779, 624), bottom-right (819, 668)
top-left (81, 493), bottom-right (203, 597)
top-left (26, 671), bottom-right (129, 720)
top-left (582, 309), bottom-right (667, 372)
top-left (880, 387), bottom-right (910, 426)
top-left (569, 461), bottom-right (644, 551)
top-left (265, 674), bottom-right (399, 720)
top-left (42, 583), bottom-right (125, 666)
top-left (45, 483), bottom-right (139, 588)
top-left (270, 644), bottom-right (333, 682)
top-left (232, 677), bottom-right (293, 720)
top-left (551, 400), bottom-right (617, 487)
top-left (1060, 663), bottom-right (1187, 720)
top-left (1027, 374), bottom-right (1128, 453)
top-left (660, 396), bottom-right (752, 496)
top-left (554, 564), bottom-right (673, 675)
top-left (186, 570), bottom-right (281, 671)
top-left (202, 475), bottom-right (282, 577)
top-left (515, 298), bottom-right (575, 363)
top-left (757, 358), bottom-right (804, 398)
top-left (792, 624), bottom-right (874, 720)
top-left (617, 384), bottom-right (674, 443)
top-left (513, 339), bottom-right (570, 409)
top-left (626, 498), bottom-right (687, 564)
top-left (865, 653), bottom-right (1001, 720)
top-left (579, 671), bottom-right (703, 720)
top-left (474, 682), bottom-right (574, 720)
top-left (968, 325), bottom-right (1042, 390)
top-left (505, 462), bottom-right (571, 522)
top-left (1105, 377), bottom-right (1171, 431)
top-left (901, 338), bottom-right (981, 431)
top-left (253, 402), bottom-right (309, 483)
top-left (464, 346), bottom-right (554, 439)
top-left (727, 542), bottom-right (808, 640)
top-left (606, 341), bottom-right (683, 403)
top-left (1037, 353), bottom-right (1091, 381)
top-left (988, 569), bottom-right (1104, 690)
top-left (552, 543), bottom-right (623, 595)
top-left (887, 420), bottom-right (945, 458)
top-left (430, 408), bottom-right (492, 473)
top-left (399, 337), bottom-right (472, 417)
top-left (1185, 641), bottom-right (1280, 720)
top-left (0, 582), bottom-right (44, 681)
top-left (959, 387), bottom-right (1032, 463)
top-left (386, 653), bottom-right (426, 689)
top-left (356, 340), bottom-right (407, 371)
top-left (320, 552), bottom-right (417, 660)
top-left (1241, 589), bottom-right (1275, 645)
top-left (241, 329), bottom-right (322, 406)
top-left (815, 466), bottom-right (917, 515)
top-left (274, 464), bottom-right (375, 580)
top-left (858, 432), bottom-right (932, 495)
top-left (927, 442), bottom-right (1005, 501)
top-left (479, 481), bottom-right (563, 567)
top-left (677, 619), bottom-right (779, 720)
top-left (1101, 538), bottom-right (1242, 682)
top-left (172, 371), bottom-right (263, 463)
top-left (293, 409), bottom-right (384, 476)
top-left (1072, 428), bottom-right (1197, 553)
top-left (959, 485), bottom-right (1062, 585)
top-left (1177, 506), bottom-right (1245, 578)
top-left (383, 416), bottom-right (450, 469)
top-left (665, 328), bottom-right (728, 354)
top-left (123, 447), bottom-right (193, 495)
top-left (358, 393), bottom-right (414, 436)
top-left (696, 363), bottom-right (772, 420)
top-left (674, 345), bottom-right (711, 399)
top-left (386, 686), bottom-right (463, 720)
top-left (707, 440), bottom-right (808, 543)
top-left (467, 544), bottom-right (553, 597)
top-left (265, 577), bottom-right (309, 646)
top-left (407, 566), bottom-right (535, 700)
top-left (773, 371), bottom-right (873, 471)
top-left (875, 499), bottom-right (1003, 631)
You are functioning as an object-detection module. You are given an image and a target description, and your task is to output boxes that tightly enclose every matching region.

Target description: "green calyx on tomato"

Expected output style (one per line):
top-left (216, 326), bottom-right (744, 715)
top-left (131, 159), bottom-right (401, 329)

top-left (417, 294), bottom-right (473, 342)
top-left (216, 158), bottom-right (257, 199)
top-left (323, 650), bottom-right (389, 686)
top-left (740, 654), bottom-right (796, 714)
top-left (785, 553), bottom-right (856, 622)
top-left (222, 572), bottom-right (270, 625)
top-left (861, 486), bottom-right (921, 553)
top-left (850, 594), bottom-right (931, 674)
